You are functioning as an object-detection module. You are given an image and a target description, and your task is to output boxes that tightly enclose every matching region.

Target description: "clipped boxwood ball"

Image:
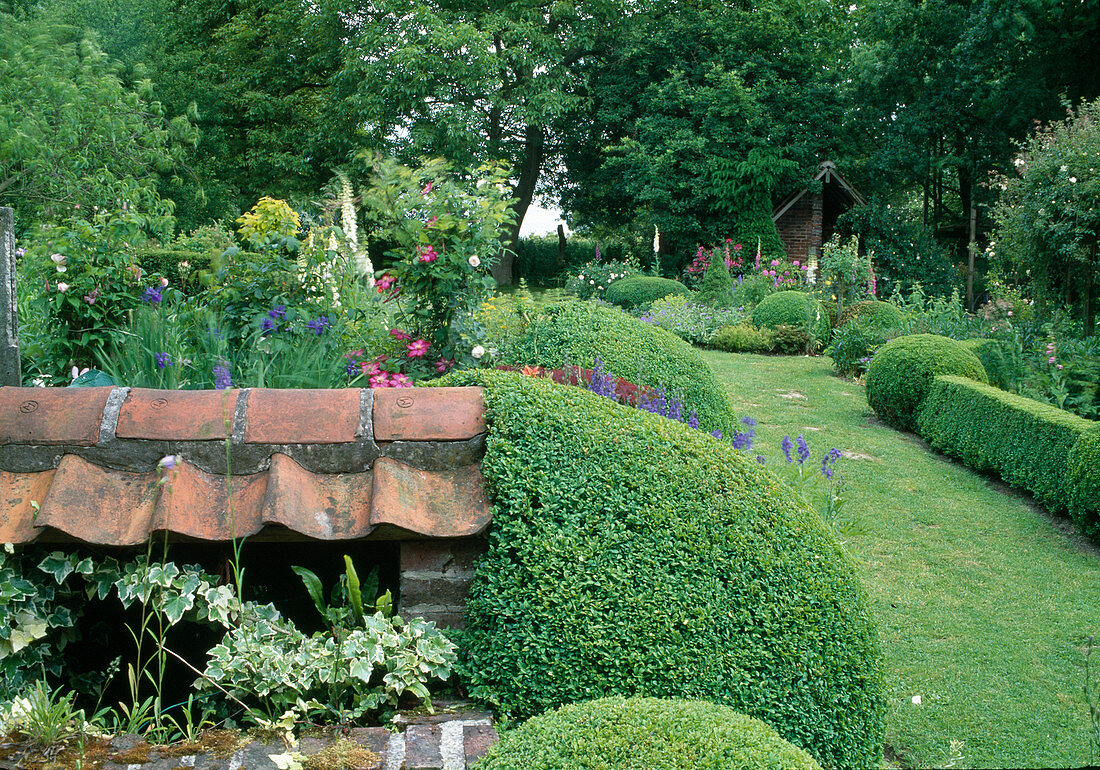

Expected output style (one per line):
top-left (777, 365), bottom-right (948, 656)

top-left (432, 371), bottom-right (886, 770)
top-left (503, 300), bottom-right (734, 438)
top-left (751, 291), bottom-right (830, 342)
top-left (476, 697), bottom-right (824, 770)
top-left (837, 300), bottom-right (905, 330)
top-left (605, 275), bottom-right (692, 311)
top-left (866, 333), bottom-right (987, 431)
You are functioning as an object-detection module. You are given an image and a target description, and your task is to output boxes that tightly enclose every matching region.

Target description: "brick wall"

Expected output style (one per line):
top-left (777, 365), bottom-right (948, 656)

top-left (399, 538), bottom-right (488, 629)
top-left (775, 193), bottom-right (823, 266)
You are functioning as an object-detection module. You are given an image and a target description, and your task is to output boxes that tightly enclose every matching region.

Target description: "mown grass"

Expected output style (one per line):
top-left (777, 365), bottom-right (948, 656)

top-left (700, 351), bottom-right (1100, 769)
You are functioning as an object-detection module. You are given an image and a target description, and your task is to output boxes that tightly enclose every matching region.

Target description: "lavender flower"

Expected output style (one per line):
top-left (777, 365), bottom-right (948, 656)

top-left (587, 357), bottom-right (619, 400)
top-left (261, 317), bottom-right (277, 334)
top-left (142, 286), bottom-right (163, 303)
top-left (710, 429), bottom-right (722, 439)
top-left (741, 416), bottom-right (757, 428)
top-left (821, 447), bottom-right (842, 479)
top-left (158, 455), bottom-right (180, 471)
top-left (730, 430), bottom-right (754, 451)
top-left (687, 410), bottom-right (699, 429)
top-left (268, 305), bottom-right (287, 320)
top-left (756, 455), bottom-right (766, 465)
top-left (155, 352), bottom-right (172, 369)
top-left (667, 396), bottom-right (683, 423)
top-left (796, 434), bottom-right (810, 464)
top-left (307, 316), bottom-right (331, 335)
top-left (781, 435), bottom-right (794, 463)
top-left (213, 363), bottom-right (233, 390)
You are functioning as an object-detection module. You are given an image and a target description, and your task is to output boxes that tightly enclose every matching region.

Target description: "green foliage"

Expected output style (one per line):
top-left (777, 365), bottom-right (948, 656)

top-left (1067, 427), bottom-right (1100, 540)
top-left (731, 272), bottom-right (780, 310)
top-left (565, 261), bottom-right (642, 301)
top-left (1, 680), bottom-right (90, 748)
top-left (890, 285), bottom-right (995, 341)
top-left (710, 324), bottom-right (775, 353)
top-left (959, 338), bottom-right (1018, 391)
top-left (605, 276), bottom-right (691, 312)
top-left (826, 320), bottom-right (892, 378)
top-left (751, 291), bottom-right (830, 343)
top-left (134, 250), bottom-right (214, 294)
top-left (235, 197), bottom-right (302, 252)
top-left (476, 697), bottom-right (823, 770)
top-left (0, 11), bottom-right (189, 231)
top-left (837, 300), bottom-right (905, 329)
top-left (818, 236), bottom-right (874, 316)
top-left (866, 334), bottom-right (988, 431)
top-left (992, 98), bottom-right (1100, 331)
top-left (771, 324), bottom-right (817, 356)
top-left (18, 209), bottom-right (158, 380)
top-left (695, 246), bottom-right (736, 308)
top-left (640, 295), bottom-right (746, 347)
top-left (514, 237), bottom-right (625, 287)
top-left (838, 205), bottom-right (959, 299)
top-left (917, 376), bottom-right (1095, 537)
top-left (360, 156), bottom-right (513, 361)
top-left (433, 370), bottom-right (885, 770)
top-left (503, 301), bottom-right (735, 437)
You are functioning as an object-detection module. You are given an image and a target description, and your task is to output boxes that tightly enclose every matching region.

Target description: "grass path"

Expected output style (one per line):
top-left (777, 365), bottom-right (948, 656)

top-left (701, 351), bottom-right (1100, 769)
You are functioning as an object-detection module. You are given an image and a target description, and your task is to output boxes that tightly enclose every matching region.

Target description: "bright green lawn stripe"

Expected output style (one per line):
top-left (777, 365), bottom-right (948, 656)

top-left (701, 351), bottom-right (1100, 769)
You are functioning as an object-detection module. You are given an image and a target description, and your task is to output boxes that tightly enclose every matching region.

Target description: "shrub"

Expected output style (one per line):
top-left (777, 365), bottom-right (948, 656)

top-left (605, 275), bottom-right (691, 312)
top-left (476, 697), bottom-right (824, 770)
top-left (837, 300), bottom-right (905, 330)
top-left (504, 301), bottom-right (735, 437)
top-left (917, 376), bottom-right (1094, 533)
top-left (435, 371), bottom-right (887, 770)
top-left (771, 325), bottom-right (816, 355)
top-left (711, 324), bottom-right (775, 353)
top-left (564, 260), bottom-right (642, 301)
top-left (695, 246), bottom-right (736, 307)
top-left (866, 334), bottom-right (987, 431)
top-left (1068, 427), bottom-right (1100, 539)
top-left (827, 320), bottom-right (894, 378)
top-left (959, 337), bottom-right (1018, 390)
top-left (639, 295), bottom-right (745, 346)
top-left (731, 272), bottom-right (779, 310)
top-left (752, 291), bottom-right (830, 343)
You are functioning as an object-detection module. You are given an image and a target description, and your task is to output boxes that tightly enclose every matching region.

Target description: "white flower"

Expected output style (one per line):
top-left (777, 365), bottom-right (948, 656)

top-left (160, 277), bottom-right (169, 286)
top-left (471, 345), bottom-right (486, 359)
top-left (158, 455), bottom-right (182, 471)
top-left (50, 253), bottom-right (66, 264)
top-left (468, 255), bottom-right (481, 267)
top-left (56, 282), bottom-right (69, 292)
top-left (70, 366), bottom-right (88, 381)
top-left (911, 695), bottom-right (922, 706)
top-left (55, 265), bottom-right (66, 273)
top-left (1070, 176), bottom-right (1078, 183)
top-left (589, 280), bottom-right (595, 285)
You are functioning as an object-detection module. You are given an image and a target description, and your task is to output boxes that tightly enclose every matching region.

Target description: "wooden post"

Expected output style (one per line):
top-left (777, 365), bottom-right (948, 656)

top-left (966, 206), bottom-right (978, 311)
top-left (556, 224), bottom-right (566, 269)
top-left (0, 207), bottom-right (19, 386)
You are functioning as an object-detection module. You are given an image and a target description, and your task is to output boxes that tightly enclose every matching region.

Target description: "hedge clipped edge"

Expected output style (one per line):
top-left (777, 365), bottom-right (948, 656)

top-left (917, 375), bottom-right (1094, 521)
top-left (605, 275), bottom-right (692, 311)
top-left (476, 696), bottom-right (824, 770)
top-left (1067, 426), bottom-right (1100, 539)
top-left (751, 291), bottom-right (830, 343)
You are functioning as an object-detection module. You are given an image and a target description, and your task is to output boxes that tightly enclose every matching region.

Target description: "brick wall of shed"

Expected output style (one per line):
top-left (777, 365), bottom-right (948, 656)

top-left (775, 193), bottom-right (823, 265)
top-left (399, 538), bottom-right (488, 629)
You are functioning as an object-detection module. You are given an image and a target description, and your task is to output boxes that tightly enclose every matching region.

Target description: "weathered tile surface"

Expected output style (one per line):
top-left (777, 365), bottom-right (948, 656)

top-left (0, 386), bottom-right (112, 445)
top-left (373, 387), bottom-right (485, 441)
top-left (117, 388), bottom-right (237, 440)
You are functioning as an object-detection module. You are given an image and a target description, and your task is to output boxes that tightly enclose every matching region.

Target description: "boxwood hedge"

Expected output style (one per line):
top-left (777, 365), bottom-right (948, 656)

top-left (751, 291), bottom-right (830, 343)
top-left (1067, 426), bottom-right (1100, 539)
top-left (836, 300), bottom-right (905, 329)
top-left (865, 334), bottom-right (987, 431)
top-left (476, 697), bottom-right (823, 770)
top-left (918, 375), bottom-right (1096, 531)
top-left (503, 301), bottom-right (735, 438)
top-left (605, 276), bottom-right (691, 311)
top-left (434, 371), bottom-right (886, 770)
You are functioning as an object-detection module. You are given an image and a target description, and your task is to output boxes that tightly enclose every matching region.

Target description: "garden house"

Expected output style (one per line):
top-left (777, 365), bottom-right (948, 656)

top-left (772, 161), bottom-right (866, 277)
top-left (0, 385), bottom-right (490, 629)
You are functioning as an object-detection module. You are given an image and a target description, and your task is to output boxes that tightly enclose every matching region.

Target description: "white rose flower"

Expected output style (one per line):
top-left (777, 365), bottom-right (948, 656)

top-left (55, 266), bottom-right (66, 273)
top-left (50, 253), bottom-right (66, 264)
top-left (471, 345), bottom-right (486, 359)
top-left (468, 255), bottom-right (481, 267)
top-left (56, 282), bottom-right (69, 292)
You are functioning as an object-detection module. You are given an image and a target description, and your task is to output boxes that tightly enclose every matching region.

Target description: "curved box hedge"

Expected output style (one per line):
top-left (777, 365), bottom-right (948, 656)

top-left (503, 300), bottom-right (734, 438)
top-left (918, 375), bottom-right (1096, 533)
top-left (1068, 426), bottom-right (1100, 539)
top-left (476, 696), bottom-right (824, 770)
top-left (751, 291), bottom-right (830, 343)
top-left (435, 371), bottom-right (886, 770)
top-left (866, 334), bottom-right (987, 431)
top-left (837, 300), bottom-right (905, 329)
top-left (605, 275), bottom-right (691, 311)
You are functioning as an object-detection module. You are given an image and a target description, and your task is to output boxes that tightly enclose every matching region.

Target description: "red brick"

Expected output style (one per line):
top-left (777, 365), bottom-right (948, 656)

top-left (0, 386), bottom-right (111, 446)
top-left (373, 387), bottom-right (484, 441)
top-left (403, 725), bottom-right (442, 770)
top-left (399, 539), bottom-right (487, 574)
top-left (116, 388), bottom-right (237, 440)
top-left (244, 388), bottom-right (360, 444)
top-left (463, 724), bottom-right (499, 767)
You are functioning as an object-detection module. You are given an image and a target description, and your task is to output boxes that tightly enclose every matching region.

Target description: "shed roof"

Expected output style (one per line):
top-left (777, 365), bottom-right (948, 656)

top-left (0, 386), bottom-right (490, 545)
top-left (772, 161), bottom-right (867, 223)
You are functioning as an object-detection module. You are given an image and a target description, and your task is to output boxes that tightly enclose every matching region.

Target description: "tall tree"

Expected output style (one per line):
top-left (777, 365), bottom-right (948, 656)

top-left (557, 0), bottom-right (852, 272)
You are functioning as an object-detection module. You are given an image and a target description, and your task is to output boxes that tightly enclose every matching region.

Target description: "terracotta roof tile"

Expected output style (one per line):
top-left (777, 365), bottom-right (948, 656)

top-left (370, 457), bottom-right (491, 538)
top-left (244, 389), bottom-right (362, 444)
top-left (373, 387), bottom-right (485, 441)
top-left (0, 386), bottom-right (112, 446)
top-left (0, 386), bottom-right (493, 546)
top-left (117, 388), bottom-right (238, 441)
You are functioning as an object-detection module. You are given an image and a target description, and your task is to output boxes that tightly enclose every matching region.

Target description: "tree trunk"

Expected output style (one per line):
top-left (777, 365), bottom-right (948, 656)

top-left (493, 123), bottom-right (545, 286)
top-left (557, 224), bottom-right (566, 269)
top-left (967, 205), bottom-right (977, 310)
top-left (1085, 240), bottom-right (1097, 338)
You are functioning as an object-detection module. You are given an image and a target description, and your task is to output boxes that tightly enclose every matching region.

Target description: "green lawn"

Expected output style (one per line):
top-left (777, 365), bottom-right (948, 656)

top-left (701, 351), bottom-right (1100, 769)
